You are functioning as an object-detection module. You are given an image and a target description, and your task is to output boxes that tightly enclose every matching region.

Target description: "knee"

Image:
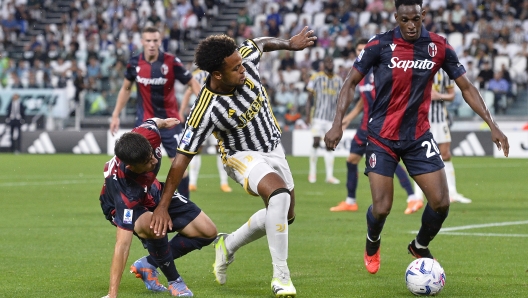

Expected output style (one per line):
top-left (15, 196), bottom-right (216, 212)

top-left (441, 151), bottom-right (451, 161)
top-left (432, 200), bottom-right (450, 213)
top-left (372, 204), bottom-right (391, 219)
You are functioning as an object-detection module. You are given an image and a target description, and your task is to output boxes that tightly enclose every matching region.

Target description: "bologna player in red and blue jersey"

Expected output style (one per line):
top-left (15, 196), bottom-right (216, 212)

top-left (110, 26), bottom-right (200, 157)
top-left (109, 26), bottom-right (201, 199)
top-left (99, 118), bottom-right (216, 298)
top-left (330, 38), bottom-right (417, 214)
top-left (325, 0), bottom-right (509, 275)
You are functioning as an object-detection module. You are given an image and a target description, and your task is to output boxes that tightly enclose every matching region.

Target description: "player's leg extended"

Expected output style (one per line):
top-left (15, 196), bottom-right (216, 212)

top-left (330, 152), bottom-right (361, 211)
top-left (410, 170), bottom-right (450, 259)
top-left (440, 142), bottom-right (471, 203)
top-left (308, 136), bottom-right (320, 183)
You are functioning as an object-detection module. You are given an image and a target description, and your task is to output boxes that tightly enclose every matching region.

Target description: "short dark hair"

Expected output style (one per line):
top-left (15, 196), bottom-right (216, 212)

top-left (355, 38), bottom-right (369, 47)
top-left (142, 26), bottom-right (160, 34)
top-left (194, 35), bottom-right (238, 73)
top-left (114, 132), bottom-right (152, 166)
top-left (395, 0), bottom-right (423, 9)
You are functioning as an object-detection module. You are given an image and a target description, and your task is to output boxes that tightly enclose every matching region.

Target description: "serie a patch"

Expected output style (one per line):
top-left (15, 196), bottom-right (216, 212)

top-left (123, 209), bottom-right (133, 224)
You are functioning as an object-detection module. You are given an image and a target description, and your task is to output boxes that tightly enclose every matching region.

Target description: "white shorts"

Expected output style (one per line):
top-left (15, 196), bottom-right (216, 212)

top-left (310, 118), bottom-right (333, 138)
top-left (224, 144), bottom-right (294, 196)
top-left (429, 121), bottom-right (451, 144)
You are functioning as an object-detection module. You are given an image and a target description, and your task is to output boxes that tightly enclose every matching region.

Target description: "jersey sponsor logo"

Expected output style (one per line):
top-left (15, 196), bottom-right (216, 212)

top-left (237, 94), bottom-right (264, 128)
top-left (388, 57), bottom-right (436, 72)
top-left (390, 43), bottom-right (397, 51)
top-left (136, 76), bottom-right (168, 86)
top-left (428, 42), bottom-right (437, 57)
top-left (181, 129), bottom-right (194, 146)
top-left (123, 209), bottom-right (133, 224)
top-left (160, 64), bottom-right (168, 75)
top-left (369, 153), bottom-right (377, 168)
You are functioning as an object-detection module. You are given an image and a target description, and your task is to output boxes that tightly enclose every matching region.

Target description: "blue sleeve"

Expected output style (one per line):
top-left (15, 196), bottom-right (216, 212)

top-left (173, 56), bottom-right (192, 85)
top-left (353, 36), bottom-right (381, 75)
top-left (442, 40), bottom-right (466, 80)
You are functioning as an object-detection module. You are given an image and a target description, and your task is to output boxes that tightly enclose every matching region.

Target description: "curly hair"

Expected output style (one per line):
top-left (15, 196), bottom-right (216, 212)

top-left (395, 0), bottom-right (422, 9)
top-left (114, 132), bottom-right (152, 166)
top-left (194, 35), bottom-right (238, 73)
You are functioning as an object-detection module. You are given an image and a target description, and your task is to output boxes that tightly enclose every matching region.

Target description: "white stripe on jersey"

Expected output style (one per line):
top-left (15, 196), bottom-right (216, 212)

top-left (306, 72), bottom-right (343, 121)
top-left (429, 69), bottom-right (454, 124)
top-left (178, 39), bottom-right (282, 162)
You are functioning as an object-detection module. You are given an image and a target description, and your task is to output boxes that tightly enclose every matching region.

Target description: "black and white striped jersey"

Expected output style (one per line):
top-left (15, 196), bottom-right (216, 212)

top-left (429, 68), bottom-right (454, 124)
top-left (192, 68), bottom-right (208, 85)
top-left (177, 39), bottom-right (282, 161)
top-left (306, 71), bottom-right (343, 121)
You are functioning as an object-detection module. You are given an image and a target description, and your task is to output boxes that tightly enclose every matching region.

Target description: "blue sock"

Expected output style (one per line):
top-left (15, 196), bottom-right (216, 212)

top-left (178, 175), bottom-right (190, 199)
top-left (395, 164), bottom-right (414, 196)
top-left (346, 162), bottom-right (358, 198)
top-left (366, 205), bottom-right (386, 241)
top-left (169, 234), bottom-right (215, 258)
top-left (146, 236), bottom-right (179, 282)
top-left (416, 204), bottom-right (449, 247)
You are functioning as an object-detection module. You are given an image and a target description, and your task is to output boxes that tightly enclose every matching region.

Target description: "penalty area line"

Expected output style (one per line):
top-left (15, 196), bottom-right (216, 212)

top-left (410, 220), bottom-right (528, 237)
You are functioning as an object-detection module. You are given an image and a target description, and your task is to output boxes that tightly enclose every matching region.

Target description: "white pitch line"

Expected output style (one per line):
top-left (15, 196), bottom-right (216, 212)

top-left (410, 220), bottom-right (528, 235)
top-left (439, 232), bottom-right (528, 237)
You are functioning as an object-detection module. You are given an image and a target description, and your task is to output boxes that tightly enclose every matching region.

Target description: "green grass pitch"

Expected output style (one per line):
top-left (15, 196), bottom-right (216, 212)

top-left (1, 154), bottom-right (527, 297)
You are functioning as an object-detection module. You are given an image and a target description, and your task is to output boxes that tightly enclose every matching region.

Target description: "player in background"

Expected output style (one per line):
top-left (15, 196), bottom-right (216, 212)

top-left (330, 38), bottom-right (417, 213)
top-left (413, 68), bottom-right (472, 204)
top-left (153, 28), bottom-right (317, 297)
top-left (325, 0), bottom-right (508, 275)
top-left (99, 118), bottom-right (217, 298)
top-left (109, 26), bottom-right (201, 199)
top-left (180, 68), bottom-right (232, 193)
top-left (305, 56), bottom-right (343, 184)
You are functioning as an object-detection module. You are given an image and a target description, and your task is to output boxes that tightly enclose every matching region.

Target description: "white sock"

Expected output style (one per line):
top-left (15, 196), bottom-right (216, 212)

top-left (189, 154), bottom-right (201, 185)
top-left (415, 238), bottom-right (428, 249)
top-left (324, 150), bottom-right (335, 180)
top-left (444, 161), bottom-right (457, 197)
top-left (266, 192), bottom-right (290, 274)
top-left (413, 181), bottom-right (423, 201)
top-left (309, 147), bottom-right (318, 176)
top-left (345, 197), bottom-right (356, 205)
top-left (224, 208), bottom-right (266, 255)
top-left (216, 155), bottom-right (228, 185)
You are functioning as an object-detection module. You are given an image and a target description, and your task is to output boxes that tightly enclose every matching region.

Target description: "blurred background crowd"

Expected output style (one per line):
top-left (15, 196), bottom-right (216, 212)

top-left (0, 0), bottom-right (527, 130)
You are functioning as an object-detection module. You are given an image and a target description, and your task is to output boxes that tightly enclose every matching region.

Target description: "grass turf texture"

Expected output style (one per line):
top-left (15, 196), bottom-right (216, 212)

top-left (1, 154), bottom-right (527, 297)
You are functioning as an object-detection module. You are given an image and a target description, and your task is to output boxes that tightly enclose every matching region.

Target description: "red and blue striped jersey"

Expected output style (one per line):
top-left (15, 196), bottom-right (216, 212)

top-left (99, 120), bottom-right (163, 230)
top-left (125, 52), bottom-right (193, 125)
top-left (353, 26), bottom-right (465, 140)
top-left (358, 69), bottom-right (375, 132)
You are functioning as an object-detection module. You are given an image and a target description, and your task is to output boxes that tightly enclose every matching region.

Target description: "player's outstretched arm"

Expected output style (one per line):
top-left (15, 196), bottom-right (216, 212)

top-left (152, 153), bottom-right (193, 236)
top-left (110, 78), bottom-right (134, 136)
top-left (253, 26), bottom-right (317, 53)
top-left (324, 68), bottom-right (365, 150)
top-left (106, 227), bottom-right (133, 298)
top-left (455, 75), bottom-right (509, 157)
top-left (150, 117), bottom-right (180, 130)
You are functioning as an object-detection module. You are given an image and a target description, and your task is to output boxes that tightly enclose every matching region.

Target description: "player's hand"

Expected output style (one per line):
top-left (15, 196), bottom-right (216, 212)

top-left (109, 116), bottom-right (120, 136)
top-left (491, 127), bottom-right (509, 157)
top-left (289, 26), bottom-right (317, 51)
top-left (324, 124), bottom-right (343, 151)
top-left (159, 118), bottom-right (180, 129)
top-left (431, 89), bottom-right (442, 100)
top-left (150, 207), bottom-right (173, 236)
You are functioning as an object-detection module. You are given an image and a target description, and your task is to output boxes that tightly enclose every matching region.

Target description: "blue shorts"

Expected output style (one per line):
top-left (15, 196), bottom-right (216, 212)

top-left (364, 131), bottom-right (444, 177)
top-left (349, 128), bottom-right (368, 156)
top-left (160, 124), bottom-right (183, 158)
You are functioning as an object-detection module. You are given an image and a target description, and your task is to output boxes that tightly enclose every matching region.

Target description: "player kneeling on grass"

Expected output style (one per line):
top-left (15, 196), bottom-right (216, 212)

top-left (99, 118), bottom-right (217, 298)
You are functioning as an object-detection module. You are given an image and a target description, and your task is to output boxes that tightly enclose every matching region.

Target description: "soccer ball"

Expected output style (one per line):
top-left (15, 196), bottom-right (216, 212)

top-left (405, 258), bottom-right (446, 296)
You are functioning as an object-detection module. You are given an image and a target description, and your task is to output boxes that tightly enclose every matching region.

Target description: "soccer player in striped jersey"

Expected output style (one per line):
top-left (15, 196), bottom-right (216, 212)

top-left (155, 28), bottom-right (317, 297)
top-left (413, 69), bottom-right (472, 204)
top-left (109, 26), bottom-right (201, 199)
top-left (305, 56), bottom-right (343, 184)
top-left (325, 0), bottom-right (509, 275)
top-left (330, 38), bottom-right (417, 213)
top-left (99, 118), bottom-right (217, 298)
top-left (180, 68), bottom-right (232, 193)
